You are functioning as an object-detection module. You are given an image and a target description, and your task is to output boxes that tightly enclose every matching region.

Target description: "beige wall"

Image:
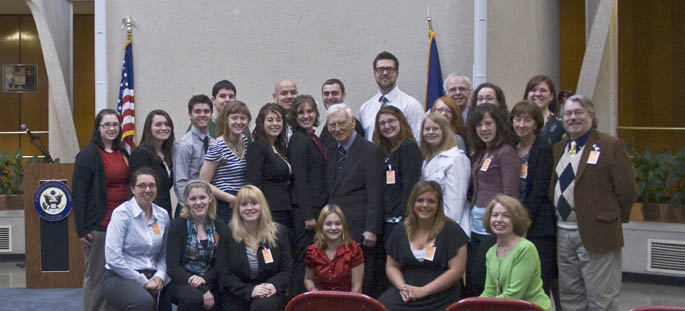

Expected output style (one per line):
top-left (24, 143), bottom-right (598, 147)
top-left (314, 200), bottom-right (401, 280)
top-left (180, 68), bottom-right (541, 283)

top-left (488, 0), bottom-right (560, 110)
top-left (106, 1), bottom-right (475, 138)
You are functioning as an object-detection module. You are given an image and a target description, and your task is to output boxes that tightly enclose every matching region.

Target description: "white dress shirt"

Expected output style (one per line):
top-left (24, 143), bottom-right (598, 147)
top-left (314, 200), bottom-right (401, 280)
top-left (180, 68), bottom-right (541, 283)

top-left (360, 86), bottom-right (425, 142)
top-left (105, 197), bottom-right (171, 286)
top-left (422, 146), bottom-right (471, 236)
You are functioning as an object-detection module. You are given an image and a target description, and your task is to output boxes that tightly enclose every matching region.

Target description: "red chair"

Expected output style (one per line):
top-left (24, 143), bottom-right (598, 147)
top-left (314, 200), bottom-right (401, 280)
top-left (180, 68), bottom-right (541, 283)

top-left (285, 290), bottom-right (387, 311)
top-left (445, 297), bottom-right (545, 311)
top-left (630, 307), bottom-right (685, 311)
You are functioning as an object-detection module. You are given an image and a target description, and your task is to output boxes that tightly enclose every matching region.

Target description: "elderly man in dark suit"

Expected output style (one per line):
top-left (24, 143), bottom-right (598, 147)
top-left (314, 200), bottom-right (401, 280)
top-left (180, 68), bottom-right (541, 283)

top-left (325, 103), bottom-right (385, 296)
top-left (550, 95), bottom-right (637, 311)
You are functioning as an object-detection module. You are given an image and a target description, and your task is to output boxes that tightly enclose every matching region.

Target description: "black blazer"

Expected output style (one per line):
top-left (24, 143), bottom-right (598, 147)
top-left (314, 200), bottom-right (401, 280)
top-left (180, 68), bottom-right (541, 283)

top-left (166, 217), bottom-right (225, 294)
top-left (287, 128), bottom-right (327, 220)
top-left (326, 134), bottom-right (385, 242)
top-left (319, 117), bottom-right (366, 148)
top-left (216, 223), bottom-right (292, 301)
top-left (246, 140), bottom-right (292, 212)
top-left (384, 139), bottom-right (422, 220)
top-left (521, 136), bottom-right (556, 237)
top-left (72, 143), bottom-right (129, 238)
top-left (129, 144), bottom-right (173, 215)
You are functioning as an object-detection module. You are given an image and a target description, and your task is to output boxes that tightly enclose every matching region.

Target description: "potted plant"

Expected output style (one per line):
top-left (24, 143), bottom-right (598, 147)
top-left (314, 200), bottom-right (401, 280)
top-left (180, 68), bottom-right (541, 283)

top-left (0, 150), bottom-right (24, 210)
top-left (630, 146), bottom-right (685, 223)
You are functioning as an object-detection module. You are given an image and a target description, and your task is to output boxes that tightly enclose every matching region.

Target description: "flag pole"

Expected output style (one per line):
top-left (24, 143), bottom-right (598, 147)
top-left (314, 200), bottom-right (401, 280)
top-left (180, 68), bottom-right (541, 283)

top-left (427, 5), bottom-right (433, 35)
top-left (122, 16), bottom-right (133, 41)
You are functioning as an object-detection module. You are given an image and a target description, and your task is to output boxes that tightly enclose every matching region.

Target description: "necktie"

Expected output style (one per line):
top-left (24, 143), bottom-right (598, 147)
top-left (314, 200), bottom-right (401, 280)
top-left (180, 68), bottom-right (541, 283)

top-left (309, 131), bottom-right (326, 159)
top-left (379, 95), bottom-right (388, 107)
top-left (335, 146), bottom-right (347, 180)
top-left (203, 136), bottom-right (209, 153)
top-left (569, 140), bottom-right (577, 156)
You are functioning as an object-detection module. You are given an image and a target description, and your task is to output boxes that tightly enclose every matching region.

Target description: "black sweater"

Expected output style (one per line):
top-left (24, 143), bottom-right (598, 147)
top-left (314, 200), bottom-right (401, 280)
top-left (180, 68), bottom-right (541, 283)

top-left (72, 143), bottom-right (129, 238)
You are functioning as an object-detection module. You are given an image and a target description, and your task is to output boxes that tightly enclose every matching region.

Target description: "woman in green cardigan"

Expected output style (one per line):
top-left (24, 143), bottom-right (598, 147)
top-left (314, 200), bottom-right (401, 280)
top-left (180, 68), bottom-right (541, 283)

top-left (480, 194), bottom-right (551, 311)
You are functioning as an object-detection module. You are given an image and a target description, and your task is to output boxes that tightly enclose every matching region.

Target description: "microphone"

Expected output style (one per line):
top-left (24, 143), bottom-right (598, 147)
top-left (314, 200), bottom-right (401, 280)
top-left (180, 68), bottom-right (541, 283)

top-left (20, 124), bottom-right (38, 141)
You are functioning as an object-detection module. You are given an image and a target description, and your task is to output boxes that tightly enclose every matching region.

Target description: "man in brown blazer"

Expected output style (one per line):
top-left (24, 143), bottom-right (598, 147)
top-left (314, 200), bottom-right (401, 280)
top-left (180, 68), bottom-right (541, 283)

top-left (550, 94), bottom-right (637, 311)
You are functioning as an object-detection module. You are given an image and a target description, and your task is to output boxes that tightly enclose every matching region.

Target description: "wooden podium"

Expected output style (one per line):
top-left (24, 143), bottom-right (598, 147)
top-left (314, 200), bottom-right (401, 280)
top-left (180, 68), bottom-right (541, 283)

top-left (23, 163), bottom-right (84, 288)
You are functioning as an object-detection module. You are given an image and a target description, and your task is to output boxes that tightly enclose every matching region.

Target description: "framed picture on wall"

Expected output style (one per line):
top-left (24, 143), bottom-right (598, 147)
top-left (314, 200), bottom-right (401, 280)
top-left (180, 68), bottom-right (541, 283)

top-left (3, 64), bottom-right (38, 93)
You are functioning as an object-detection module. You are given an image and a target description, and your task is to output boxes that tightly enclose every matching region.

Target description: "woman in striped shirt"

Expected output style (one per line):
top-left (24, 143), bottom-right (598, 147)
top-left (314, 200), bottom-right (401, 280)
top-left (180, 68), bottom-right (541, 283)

top-left (200, 101), bottom-right (252, 223)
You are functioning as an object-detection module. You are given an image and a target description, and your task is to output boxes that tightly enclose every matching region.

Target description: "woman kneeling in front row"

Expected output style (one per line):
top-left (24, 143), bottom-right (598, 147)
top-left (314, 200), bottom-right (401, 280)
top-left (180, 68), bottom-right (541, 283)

top-left (216, 185), bottom-right (292, 311)
top-left (378, 181), bottom-right (468, 310)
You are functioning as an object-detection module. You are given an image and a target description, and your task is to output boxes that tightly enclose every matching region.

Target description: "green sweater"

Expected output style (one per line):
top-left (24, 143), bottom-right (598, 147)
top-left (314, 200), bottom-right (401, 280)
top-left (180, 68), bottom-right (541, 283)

top-left (481, 237), bottom-right (551, 311)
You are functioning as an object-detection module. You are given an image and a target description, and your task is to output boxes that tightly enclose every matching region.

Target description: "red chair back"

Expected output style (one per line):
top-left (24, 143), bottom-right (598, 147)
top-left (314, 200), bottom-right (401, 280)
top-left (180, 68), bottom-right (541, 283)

top-left (286, 291), bottom-right (387, 311)
top-left (445, 297), bottom-right (545, 311)
top-left (630, 307), bottom-right (685, 311)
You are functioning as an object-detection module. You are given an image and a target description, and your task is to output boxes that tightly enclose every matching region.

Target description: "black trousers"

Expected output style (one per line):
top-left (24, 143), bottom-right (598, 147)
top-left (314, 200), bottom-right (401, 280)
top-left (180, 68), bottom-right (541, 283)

top-left (465, 232), bottom-right (496, 297)
top-left (290, 205), bottom-right (318, 296)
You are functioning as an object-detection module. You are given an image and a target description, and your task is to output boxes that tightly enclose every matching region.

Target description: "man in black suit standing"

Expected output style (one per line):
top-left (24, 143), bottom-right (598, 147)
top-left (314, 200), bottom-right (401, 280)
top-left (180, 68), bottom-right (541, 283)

top-left (325, 103), bottom-right (385, 296)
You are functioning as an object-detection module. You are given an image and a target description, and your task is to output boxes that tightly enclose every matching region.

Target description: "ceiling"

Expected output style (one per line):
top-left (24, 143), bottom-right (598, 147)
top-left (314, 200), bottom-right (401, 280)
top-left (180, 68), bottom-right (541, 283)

top-left (0, 0), bottom-right (93, 15)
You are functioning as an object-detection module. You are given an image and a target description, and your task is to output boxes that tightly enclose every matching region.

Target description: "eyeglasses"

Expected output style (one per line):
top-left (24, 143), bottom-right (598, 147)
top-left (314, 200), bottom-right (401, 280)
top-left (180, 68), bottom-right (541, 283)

top-left (100, 122), bottom-right (120, 129)
top-left (563, 109), bottom-right (587, 118)
top-left (435, 108), bottom-right (453, 115)
top-left (447, 87), bottom-right (470, 94)
top-left (374, 67), bottom-right (397, 74)
top-left (134, 183), bottom-right (156, 190)
top-left (477, 96), bottom-right (496, 102)
top-left (327, 120), bottom-right (350, 129)
top-left (378, 118), bottom-right (399, 127)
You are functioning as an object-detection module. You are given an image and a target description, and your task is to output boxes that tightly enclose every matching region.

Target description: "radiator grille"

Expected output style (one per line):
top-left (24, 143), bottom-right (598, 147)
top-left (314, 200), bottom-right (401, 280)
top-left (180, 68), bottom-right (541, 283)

top-left (0, 225), bottom-right (10, 252)
top-left (647, 239), bottom-right (685, 275)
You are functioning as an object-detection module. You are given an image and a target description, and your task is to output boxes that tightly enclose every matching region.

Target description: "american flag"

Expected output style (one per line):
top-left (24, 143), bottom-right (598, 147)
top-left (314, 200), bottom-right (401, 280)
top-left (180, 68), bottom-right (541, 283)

top-left (117, 39), bottom-right (136, 153)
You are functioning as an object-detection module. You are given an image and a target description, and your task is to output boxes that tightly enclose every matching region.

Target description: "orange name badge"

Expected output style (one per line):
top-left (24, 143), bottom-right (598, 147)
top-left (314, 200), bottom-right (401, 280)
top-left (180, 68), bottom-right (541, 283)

top-left (587, 150), bottom-right (600, 165)
top-left (424, 242), bottom-right (436, 261)
top-left (386, 170), bottom-right (396, 184)
top-left (152, 223), bottom-right (161, 236)
top-left (480, 157), bottom-right (492, 172)
top-left (520, 163), bottom-right (528, 179)
top-left (214, 233), bottom-right (219, 244)
top-left (262, 248), bottom-right (274, 264)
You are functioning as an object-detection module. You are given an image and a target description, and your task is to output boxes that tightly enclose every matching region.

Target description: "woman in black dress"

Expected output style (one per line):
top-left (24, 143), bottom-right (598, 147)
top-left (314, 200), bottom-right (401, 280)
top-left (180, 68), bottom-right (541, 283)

top-left (247, 103), bottom-right (293, 228)
top-left (523, 75), bottom-right (565, 145)
top-left (129, 109), bottom-right (175, 216)
top-left (378, 181), bottom-right (468, 311)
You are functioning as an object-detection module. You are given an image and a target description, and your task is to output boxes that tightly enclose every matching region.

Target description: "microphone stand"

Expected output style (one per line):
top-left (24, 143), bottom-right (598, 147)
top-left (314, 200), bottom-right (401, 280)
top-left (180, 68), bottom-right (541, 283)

top-left (26, 132), bottom-right (54, 163)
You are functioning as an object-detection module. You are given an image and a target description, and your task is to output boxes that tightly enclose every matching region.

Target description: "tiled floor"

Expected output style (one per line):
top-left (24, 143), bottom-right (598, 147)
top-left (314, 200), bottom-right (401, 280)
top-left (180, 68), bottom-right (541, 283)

top-left (1, 259), bottom-right (683, 310)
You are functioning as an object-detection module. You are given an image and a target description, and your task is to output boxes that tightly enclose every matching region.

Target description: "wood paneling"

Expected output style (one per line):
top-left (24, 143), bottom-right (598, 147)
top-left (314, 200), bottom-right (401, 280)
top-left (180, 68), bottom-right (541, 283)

top-left (0, 16), bottom-right (22, 154)
top-left (24, 163), bottom-right (84, 288)
top-left (618, 0), bottom-right (685, 151)
top-left (19, 15), bottom-right (49, 158)
top-left (559, 0), bottom-right (585, 93)
top-left (73, 15), bottom-right (94, 148)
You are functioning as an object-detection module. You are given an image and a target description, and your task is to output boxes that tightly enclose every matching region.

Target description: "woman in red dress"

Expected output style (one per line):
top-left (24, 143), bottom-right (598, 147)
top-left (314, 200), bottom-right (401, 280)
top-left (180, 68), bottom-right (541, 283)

top-left (304, 204), bottom-right (364, 292)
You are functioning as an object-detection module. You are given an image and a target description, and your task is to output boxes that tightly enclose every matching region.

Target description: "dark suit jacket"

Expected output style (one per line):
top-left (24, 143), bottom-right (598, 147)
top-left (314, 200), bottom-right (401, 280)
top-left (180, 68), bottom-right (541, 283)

top-left (384, 139), bottom-right (422, 220)
top-left (319, 117), bottom-right (366, 148)
top-left (166, 217), bottom-right (225, 294)
top-left (288, 128), bottom-right (327, 220)
top-left (216, 223), bottom-right (292, 301)
top-left (521, 136), bottom-right (556, 238)
top-left (129, 144), bottom-right (173, 215)
top-left (549, 129), bottom-right (637, 252)
top-left (246, 140), bottom-right (292, 212)
top-left (326, 134), bottom-right (385, 241)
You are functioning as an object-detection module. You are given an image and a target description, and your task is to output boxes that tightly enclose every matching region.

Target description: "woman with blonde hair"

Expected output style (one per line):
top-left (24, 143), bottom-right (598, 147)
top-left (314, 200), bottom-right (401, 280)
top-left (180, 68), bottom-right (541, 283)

top-left (200, 101), bottom-right (252, 223)
top-left (480, 195), bottom-right (551, 311)
top-left (216, 185), bottom-right (292, 311)
top-left (420, 112), bottom-right (471, 235)
top-left (304, 204), bottom-right (364, 292)
top-left (430, 96), bottom-right (466, 151)
top-left (378, 181), bottom-right (468, 310)
top-left (167, 179), bottom-right (224, 310)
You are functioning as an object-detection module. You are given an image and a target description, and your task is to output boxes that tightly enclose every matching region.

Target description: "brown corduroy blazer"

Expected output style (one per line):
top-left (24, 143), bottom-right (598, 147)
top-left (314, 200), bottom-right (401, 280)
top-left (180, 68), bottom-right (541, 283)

top-left (549, 129), bottom-right (637, 252)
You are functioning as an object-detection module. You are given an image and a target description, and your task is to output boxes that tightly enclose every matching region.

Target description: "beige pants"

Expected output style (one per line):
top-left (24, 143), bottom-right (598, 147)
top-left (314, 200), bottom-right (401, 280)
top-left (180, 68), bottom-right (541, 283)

top-left (557, 227), bottom-right (621, 311)
top-left (82, 230), bottom-right (106, 311)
